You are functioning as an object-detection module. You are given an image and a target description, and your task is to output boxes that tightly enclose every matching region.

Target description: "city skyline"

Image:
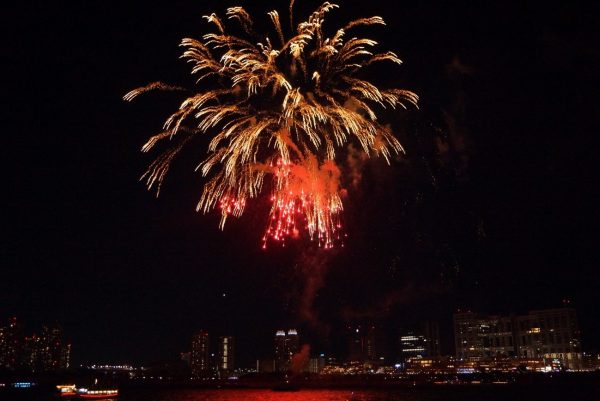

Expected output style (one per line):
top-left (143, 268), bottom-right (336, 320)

top-left (0, 317), bottom-right (71, 372)
top-left (1, 304), bottom-right (593, 371)
top-left (3, 0), bottom-right (599, 367)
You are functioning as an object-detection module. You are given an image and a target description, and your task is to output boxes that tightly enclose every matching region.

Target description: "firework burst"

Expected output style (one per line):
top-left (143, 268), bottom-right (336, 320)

top-left (124, 1), bottom-right (417, 248)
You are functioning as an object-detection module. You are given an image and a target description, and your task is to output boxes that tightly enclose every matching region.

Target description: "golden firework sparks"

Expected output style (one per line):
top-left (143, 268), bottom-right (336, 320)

top-left (125, 1), bottom-right (418, 248)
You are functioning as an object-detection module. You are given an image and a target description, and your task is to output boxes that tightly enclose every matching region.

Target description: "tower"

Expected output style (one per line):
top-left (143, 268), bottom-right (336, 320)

top-left (218, 336), bottom-right (235, 377)
top-left (274, 330), bottom-right (287, 372)
top-left (0, 317), bottom-right (22, 370)
top-left (274, 329), bottom-right (300, 372)
top-left (191, 330), bottom-right (210, 378)
top-left (347, 325), bottom-right (364, 362)
top-left (286, 329), bottom-right (299, 358)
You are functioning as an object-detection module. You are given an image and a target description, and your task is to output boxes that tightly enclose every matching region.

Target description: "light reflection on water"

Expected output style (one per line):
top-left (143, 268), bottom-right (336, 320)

top-left (122, 389), bottom-right (413, 401)
top-left (116, 385), bottom-right (600, 401)
top-left (4, 384), bottom-right (599, 401)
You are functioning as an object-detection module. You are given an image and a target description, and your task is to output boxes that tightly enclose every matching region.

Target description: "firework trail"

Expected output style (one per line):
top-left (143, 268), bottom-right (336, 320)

top-left (125, 1), bottom-right (417, 248)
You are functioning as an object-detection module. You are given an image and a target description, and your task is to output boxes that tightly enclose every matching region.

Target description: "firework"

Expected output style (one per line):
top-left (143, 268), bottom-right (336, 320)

top-left (124, 1), bottom-right (417, 248)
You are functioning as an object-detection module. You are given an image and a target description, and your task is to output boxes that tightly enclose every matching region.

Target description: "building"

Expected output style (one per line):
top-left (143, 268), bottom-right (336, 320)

top-left (421, 321), bottom-right (441, 357)
top-left (346, 324), bottom-right (385, 363)
top-left (38, 325), bottom-right (69, 371)
top-left (60, 343), bottom-right (71, 370)
top-left (404, 356), bottom-right (457, 375)
top-left (515, 308), bottom-right (581, 368)
top-left (180, 352), bottom-right (191, 365)
top-left (218, 336), bottom-right (234, 377)
top-left (454, 312), bottom-right (515, 359)
top-left (274, 330), bottom-right (287, 371)
top-left (399, 332), bottom-right (427, 360)
top-left (399, 321), bottom-right (441, 361)
top-left (256, 358), bottom-right (276, 373)
top-left (0, 317), bottom-right (22, 370)
top-left (274, 329), bottom-right (299, 372)
top-left (1, 320), bottom-right (70, 373)
top-left (346, 325), bottom-right (364, 362)
top-left (191, 330), bottom-right (210, 378)
top-left (582, 353), bottom-right (600, 371)
top-left (309, 354), bottom-right (326, 373)
top-left (365, 325), bottom-right (382, 361)
top-left (454, 307), bottom-right (582, 369)
top-left (286, 329), bottom-right (299, 360)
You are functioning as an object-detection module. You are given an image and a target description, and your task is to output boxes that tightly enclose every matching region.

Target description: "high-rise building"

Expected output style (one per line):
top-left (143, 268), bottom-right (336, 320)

top-left (346, 325), bottom-right (364, 362)
top-left (399, 321), bottom-right (441, 361)
top-left (0, 318), bottom-right (69, 372)
top-left (399, 332), bottom-right (427, 360)
top-left (42, 325), bottom-right (67, 371)
top-left (365, 326), bottom-right (377, 361)
top-left (309, 354), bottom-right (326, 373)
top-left (17, 324), bottom-right (70, 372)
top-left (286, 329), bottom-right (299, 358)
top-left (191, 330), bottom-right (210, 378)
top-left (453, 308), bottom-right (582, 368)
top-left (422, 321), bottom-right (441, 357)
top-left (515, 308), bottom-right (581, 368)
top-left (346, 324), bottom-right (385, 363)
top-left (454, 312), bottom-right (518, 359)
top-left (21, 335), bottom-right (40, 371)
top-left (0, 317), bottom-right (22, 370)
top-left (274, 329), bottom-right (299, 372)
top-left (366, 325), bottom-right (386, 362)
top-left (60, 343), bottom-right (71, 370)
top-left (274, 330), bottom-right (287, 371)
top-left (218, 336), bottom-right (234, 376)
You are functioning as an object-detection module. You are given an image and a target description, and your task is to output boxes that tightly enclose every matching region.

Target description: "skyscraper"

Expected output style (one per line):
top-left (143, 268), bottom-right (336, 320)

top-left (399, 321), bottom-right (441, 361)
top-left (191, 330), bottom-right (210, 378)
top-left (274, 330), bottom-right (286, 371)
top-left (286, 329), bottom-right (299, 359)
top-left (365, 325), bottom-right (384, 362)
top-left (274, 329), bottom-right (299, 372)
top-left (399, 331), bottom-right (427, 361)
top-left (0, 317), bottom-right (22, 370)
top-left (346, 325), bottom-right (364, 362)
top-left (60, 343), bottom-right (71, 370)
top-left (1, 320), bottom-right (69, 372)
top-left (421, 321), bottom-right (441, 357)
top-left (345, 324), bottom-right (385, 363)
top-left (218, 336), bottom-right (234, 377)
top-left (41, 325), bottom-right (67, 371)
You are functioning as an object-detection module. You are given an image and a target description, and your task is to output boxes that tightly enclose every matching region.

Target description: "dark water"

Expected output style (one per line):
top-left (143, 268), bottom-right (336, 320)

top-left (3, 385), bottom-right (600, 401)
top-left (124, 385), bottom-right (599, 401)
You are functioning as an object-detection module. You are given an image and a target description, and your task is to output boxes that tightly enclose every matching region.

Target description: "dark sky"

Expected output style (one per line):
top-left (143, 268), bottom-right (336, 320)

top-left (2, 0), bottom-right (599, 366)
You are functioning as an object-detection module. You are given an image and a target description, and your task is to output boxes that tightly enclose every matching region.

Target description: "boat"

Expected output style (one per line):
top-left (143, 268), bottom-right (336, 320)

top-left (56, 384), bottom-right (77, 397)
top-left (76, 387), bottom-right (119, 399)
top-left (55, 383), bottom-right (118, 399)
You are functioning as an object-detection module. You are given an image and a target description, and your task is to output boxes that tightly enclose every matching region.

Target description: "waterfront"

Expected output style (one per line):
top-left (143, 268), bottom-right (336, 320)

top-left (3, 383), bottom-right (600, 401)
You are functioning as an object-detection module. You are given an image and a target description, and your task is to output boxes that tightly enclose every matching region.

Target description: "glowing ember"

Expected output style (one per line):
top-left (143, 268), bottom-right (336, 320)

top-left (124, 1), bottom-right (417, 248)
top-left (262, 158), bottom-right (343, 249)
top-left (218, 196), bottom-right (246, 229)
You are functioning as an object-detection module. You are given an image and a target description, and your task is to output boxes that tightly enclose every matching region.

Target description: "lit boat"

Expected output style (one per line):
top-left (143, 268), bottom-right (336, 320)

top-left (77, 387), bottom-right (119, 399)
top-left (56, 384), bottom-right (77, 397)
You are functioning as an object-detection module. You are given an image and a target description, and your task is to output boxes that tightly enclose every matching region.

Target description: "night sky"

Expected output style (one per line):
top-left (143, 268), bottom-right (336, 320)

top-left (3, 0), bottom-right (599, 367)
